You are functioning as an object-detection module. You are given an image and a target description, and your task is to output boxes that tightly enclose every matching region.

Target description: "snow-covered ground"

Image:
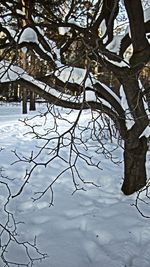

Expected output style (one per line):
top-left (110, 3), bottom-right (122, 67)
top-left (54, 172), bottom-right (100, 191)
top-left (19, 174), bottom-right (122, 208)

top-left (0, 103), bottom-right (150, 267)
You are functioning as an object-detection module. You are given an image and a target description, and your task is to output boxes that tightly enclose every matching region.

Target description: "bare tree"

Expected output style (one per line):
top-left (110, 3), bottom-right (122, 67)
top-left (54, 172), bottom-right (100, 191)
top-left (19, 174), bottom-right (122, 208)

top-left (0, 0), bottom-right (150, 264)
top-left (0, 1), bottom-right (150, 196)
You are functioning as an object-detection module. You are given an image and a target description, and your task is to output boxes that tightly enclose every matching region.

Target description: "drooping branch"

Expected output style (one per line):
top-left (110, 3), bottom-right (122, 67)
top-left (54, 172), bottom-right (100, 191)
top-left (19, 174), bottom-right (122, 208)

top-left (0, 60), bottom-right (127, 139)
top-left (40, 74), bottom-right (126, 131)
top-left (40, 73), bottom-right (83, 95)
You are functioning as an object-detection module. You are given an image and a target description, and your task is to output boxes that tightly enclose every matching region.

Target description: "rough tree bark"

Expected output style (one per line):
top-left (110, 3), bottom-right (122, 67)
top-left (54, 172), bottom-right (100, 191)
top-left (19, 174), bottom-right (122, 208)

top-left (120, 76), bottom-right (149, 195)
top-left (122, 136), bottom-right (148, 195)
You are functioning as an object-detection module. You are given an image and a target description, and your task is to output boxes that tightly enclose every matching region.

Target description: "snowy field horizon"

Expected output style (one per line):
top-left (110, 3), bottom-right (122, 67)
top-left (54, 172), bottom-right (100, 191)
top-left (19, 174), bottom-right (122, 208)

top-left (0, 102), bottom-right (150, 267)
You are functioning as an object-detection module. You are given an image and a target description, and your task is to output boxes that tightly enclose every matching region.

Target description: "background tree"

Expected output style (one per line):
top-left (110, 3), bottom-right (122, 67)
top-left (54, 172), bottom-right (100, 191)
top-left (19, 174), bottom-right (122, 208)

top-left (0, 0), bottom-right (150, 198)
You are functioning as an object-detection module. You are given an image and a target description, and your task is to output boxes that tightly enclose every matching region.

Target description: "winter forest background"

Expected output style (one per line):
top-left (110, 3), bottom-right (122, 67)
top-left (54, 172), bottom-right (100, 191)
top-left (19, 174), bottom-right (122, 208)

top-left (0, 0), bottom-right (150, 266)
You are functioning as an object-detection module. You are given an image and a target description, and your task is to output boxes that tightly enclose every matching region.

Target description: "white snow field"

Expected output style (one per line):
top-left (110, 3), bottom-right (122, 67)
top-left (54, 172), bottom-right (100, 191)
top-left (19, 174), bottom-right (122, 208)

top-left (0, 103), bottom-right (150, 267)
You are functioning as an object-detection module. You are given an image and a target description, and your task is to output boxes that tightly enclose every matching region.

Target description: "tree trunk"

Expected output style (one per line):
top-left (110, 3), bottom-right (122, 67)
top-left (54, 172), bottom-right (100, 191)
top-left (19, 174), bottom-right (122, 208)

top-left (22, 87), bottom-right (27, 114)
top-left (29, 91), bottom-right (36, 111)
top-left (121, 136), bottom-right (148, 195)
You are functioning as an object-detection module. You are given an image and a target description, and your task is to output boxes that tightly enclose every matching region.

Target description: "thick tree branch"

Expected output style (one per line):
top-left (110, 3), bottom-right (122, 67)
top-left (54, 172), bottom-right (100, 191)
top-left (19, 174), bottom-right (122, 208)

top-left (124, 0), bottom-right (150, 66)
top-left (122, 76), bottom-right (149, 147)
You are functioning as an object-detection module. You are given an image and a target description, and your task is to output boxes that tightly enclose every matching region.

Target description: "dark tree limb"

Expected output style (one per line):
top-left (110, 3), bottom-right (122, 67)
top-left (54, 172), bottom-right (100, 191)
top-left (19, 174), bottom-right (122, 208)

top-left (124, 0), bottom-right (150, 66)
top-left (122, 76), bottom-right (149, 146)
top-left (93, 0), bottom-right (119, 44)
top-left (1, 74), bottom-right (127, 140)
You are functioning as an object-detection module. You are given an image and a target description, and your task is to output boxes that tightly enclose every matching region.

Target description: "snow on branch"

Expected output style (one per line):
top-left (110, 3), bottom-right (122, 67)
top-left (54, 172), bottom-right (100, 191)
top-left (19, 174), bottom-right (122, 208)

top-left (0, 60), bottom-right (119, 106)
top-left (0, 60), bottom-right (127, 138)
top-left (18, 27), bottom-right (38, 44)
